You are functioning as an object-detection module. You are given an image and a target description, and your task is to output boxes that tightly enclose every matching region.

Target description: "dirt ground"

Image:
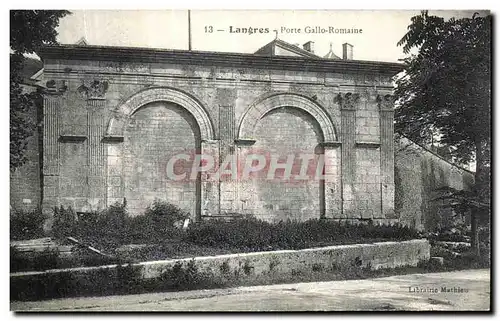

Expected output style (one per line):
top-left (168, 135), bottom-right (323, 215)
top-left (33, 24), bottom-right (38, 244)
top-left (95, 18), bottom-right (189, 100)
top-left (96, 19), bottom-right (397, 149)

top-left (11, 269), bottom-right (490, 312)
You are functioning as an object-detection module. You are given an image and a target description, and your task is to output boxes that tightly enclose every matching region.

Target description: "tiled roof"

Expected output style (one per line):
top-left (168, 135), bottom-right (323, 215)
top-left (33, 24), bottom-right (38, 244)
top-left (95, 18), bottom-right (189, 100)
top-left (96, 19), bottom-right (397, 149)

top-left (323, 43), bottom-right (341, 60)
top-left (254, 38), bottom-right (320, 59)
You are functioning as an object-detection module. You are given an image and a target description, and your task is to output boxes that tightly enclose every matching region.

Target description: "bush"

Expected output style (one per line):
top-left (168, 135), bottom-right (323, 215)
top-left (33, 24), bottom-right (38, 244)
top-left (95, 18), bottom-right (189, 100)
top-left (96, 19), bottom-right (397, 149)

top-left (10, 259), bottom-right (219, 301)
top-left (69, 200), bottom-right (189, 249)
top-left (186, 217), bottom-right (420, 251)
top-left (72, 202), bottom-right (130, 249)
top-left (144, 200), bottom-right (190, 231)
top-left (186, 217), bottom-right (274, 250)
top-left (94, 202), bottom-right (128, 248)
top-left (11, 246), bottom-right (60, 273)
top-left (123, 200), bottom-right (190, 243)
top-left (52, 206), bottom-right (77, 239)
top-left (159, 259), bottom-right (210, 290)
top-left (10, 208), bottom-right (46, 240)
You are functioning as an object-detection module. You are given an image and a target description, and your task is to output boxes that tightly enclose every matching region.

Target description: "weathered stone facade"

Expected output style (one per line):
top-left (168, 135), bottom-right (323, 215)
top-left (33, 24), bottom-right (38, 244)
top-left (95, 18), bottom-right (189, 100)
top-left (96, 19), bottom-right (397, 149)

top-left (395, 137), bottom-right (475, 231)
top-left (35, 42), bottom-right (401, 223)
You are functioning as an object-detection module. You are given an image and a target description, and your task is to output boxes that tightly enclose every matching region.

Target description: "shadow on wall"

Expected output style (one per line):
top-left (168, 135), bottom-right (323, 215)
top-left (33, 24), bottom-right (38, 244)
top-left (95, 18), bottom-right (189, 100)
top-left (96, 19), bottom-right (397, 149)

top-left (394, 137), bottom-right (474, 232)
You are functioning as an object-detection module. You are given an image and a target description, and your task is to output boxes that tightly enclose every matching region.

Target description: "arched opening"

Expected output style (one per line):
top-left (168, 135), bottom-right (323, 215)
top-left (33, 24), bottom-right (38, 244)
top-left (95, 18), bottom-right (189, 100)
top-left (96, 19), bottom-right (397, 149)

top-left (122, 101), bottom-right (201, 217)
top-left (236, 93), bottom-right (339, 222)
top-left (241, 106), bottom-right (325, 222)
top-left (105, 87), bottom-right (215, 218)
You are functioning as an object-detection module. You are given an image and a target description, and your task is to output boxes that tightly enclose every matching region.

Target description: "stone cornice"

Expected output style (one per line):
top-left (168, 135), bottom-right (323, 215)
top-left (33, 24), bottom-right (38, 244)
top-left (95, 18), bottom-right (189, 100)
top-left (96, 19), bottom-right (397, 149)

top-left (39, 45), bottom-right (403, 75)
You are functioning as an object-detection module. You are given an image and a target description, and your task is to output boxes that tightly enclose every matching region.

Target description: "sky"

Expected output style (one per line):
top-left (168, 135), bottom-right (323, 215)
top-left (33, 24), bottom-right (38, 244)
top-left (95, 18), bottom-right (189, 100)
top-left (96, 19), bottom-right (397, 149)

top-left (55, 10), bottom-right (487, 62)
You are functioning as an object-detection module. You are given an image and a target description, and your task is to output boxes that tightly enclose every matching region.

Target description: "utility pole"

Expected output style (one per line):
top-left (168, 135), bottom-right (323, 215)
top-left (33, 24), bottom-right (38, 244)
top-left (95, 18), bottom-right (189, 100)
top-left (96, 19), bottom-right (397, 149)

top-left (188, 10), bottom-right (192, 51)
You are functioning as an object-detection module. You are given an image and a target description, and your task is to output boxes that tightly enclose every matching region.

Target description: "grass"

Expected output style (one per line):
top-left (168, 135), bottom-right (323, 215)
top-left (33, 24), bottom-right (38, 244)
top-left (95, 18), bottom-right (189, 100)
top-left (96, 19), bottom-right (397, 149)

top-left (10, 216), bottom-right (489, 302)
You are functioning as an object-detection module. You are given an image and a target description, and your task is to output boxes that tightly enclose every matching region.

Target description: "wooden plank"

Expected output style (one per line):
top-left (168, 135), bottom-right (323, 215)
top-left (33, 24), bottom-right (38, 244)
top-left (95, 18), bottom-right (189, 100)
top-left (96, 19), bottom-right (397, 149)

top-left (66, 237), bottom-right (110, 257)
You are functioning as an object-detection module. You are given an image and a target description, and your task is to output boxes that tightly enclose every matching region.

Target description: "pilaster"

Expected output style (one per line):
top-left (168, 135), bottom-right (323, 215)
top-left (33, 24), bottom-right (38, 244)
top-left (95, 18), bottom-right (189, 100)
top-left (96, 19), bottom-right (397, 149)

top-left (336, 93), bottom-right (360, 217)
top-left (377, 94), bottom-right (396, 219)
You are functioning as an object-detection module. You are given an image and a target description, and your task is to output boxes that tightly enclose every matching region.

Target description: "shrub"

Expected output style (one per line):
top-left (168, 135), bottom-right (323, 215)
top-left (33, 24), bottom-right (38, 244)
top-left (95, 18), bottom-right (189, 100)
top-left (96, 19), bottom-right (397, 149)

top-left (10, 207), bottom-right (46, 240)
top-left (11, 259), bottom-right (220, 301)
top-left (72, 202), bottom-right (128, 249)
top-left (96, 202), bottom-right (128, 247)
top-left (144, 200), bottom-right (189, 230)
top-left (71, 200), bottom-right (189, 249)
top-left (75, 211), bottom-right (99, 240)
top-left (186, 217), bottom-right (420, 251)
top-left (185, 217), bottom-right (274, 250)
top-left (124, 214), bottom-right (158, 244)
top-left (121, 200), bottom-right (190, 243)
top-left (159, 259), bottom-right (212, 290)
top-left (52, 206), bottom-right (77, 239)
top-left (11, 246), bottom-right (60, 273)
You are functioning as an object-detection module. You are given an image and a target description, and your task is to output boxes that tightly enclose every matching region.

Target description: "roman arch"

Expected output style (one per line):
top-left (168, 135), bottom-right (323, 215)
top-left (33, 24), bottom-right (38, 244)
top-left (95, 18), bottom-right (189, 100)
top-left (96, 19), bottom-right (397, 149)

top-left (105, 87), bottom-right (216, 218)
top-left (237, 93), bottom-right (341, 221)
top-left (106, 87), bottom-right (214, 140)
top-left (238, 93), bottom-right (337, 142)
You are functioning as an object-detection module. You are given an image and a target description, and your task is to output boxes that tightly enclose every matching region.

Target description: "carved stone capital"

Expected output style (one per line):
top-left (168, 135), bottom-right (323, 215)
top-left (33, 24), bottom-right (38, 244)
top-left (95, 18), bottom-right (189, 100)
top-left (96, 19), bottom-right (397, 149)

top-left (77, 79), bottom-right (109, 99)
top-left (45, 80), bottom-right (67, 95)
top-left (377, 94), bottom-right (395, 111)
top-left (335, 92), bottom-right (360, 110)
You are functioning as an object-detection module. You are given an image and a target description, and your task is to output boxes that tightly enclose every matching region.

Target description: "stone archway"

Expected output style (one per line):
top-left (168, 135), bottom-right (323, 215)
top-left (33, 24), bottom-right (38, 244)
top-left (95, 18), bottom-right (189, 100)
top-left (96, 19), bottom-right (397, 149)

top-left (107, 87), bottom-right (215, 140)
top-left (105, 87), bottom-right (216, 218)
top-left (236, 92), bottom-right (341, 221)
top-left (238, 93), bottom-right (337, 142)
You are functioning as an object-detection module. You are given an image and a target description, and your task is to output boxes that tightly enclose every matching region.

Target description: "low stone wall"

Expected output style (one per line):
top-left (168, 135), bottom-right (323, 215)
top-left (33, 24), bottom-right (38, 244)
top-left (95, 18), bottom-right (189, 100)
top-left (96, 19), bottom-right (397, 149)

top-left (140, 239), bottom-right (430, 279)
top-left (11, 239), bottom-right (430, 301)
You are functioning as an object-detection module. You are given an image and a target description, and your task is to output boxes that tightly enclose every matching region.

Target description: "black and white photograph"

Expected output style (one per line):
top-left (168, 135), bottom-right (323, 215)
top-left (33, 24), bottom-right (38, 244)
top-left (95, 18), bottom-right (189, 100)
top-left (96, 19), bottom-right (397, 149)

top-left (8, 7), bottom-right (492, 312)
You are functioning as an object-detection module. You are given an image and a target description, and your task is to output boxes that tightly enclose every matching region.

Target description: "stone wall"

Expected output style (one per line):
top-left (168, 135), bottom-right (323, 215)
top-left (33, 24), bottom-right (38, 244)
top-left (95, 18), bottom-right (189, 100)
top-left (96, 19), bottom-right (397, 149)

top-left (10, 47), bottom-right (477, 232)
top-left (10, 240), bottom-right (431, 296)
top-left (122, 102), bottom-right (201, 215)
top-left (395, 137), bottom-right (475, 231)
top-left (140, 239), bottom-right (430, 280)
top-left (248, 108), bottom-right (323, 221)
top-left (36, 46), bottom-right (399, 223)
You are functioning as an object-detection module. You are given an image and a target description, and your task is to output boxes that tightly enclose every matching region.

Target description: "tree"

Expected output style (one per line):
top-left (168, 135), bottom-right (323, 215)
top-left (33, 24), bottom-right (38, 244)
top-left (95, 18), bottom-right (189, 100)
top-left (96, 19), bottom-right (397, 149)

top-left (395, 11), bottom-right (491, 255)
top-left (10, 10), bottom-right (70, 170)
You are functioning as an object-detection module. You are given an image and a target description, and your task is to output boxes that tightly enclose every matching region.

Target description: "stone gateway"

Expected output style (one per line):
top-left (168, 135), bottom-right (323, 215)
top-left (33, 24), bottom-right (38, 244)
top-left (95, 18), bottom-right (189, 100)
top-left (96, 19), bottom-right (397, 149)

top-left (29, 39), bottom-right (403, 225)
